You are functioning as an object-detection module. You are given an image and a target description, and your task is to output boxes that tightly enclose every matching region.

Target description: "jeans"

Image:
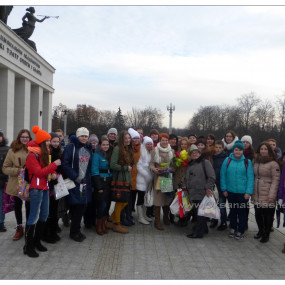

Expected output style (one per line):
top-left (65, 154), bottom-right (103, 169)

top-left (26, 189), bottom-right (49, 226)
top-left (218, 193), bottom-right (227, 225)
top-left (228, 192), bottom-right (247, 234)
top-left (0, 188), bottom-right (5, 225)
top-left (96, 200), bottom-right (109, 219)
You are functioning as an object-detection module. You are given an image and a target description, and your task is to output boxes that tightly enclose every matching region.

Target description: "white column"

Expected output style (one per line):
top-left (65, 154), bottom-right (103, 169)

top-left (14, 78), bottom-right (31, 138)
top-left (0, 68), bottom-right (15, 144)
top-left (42, 91), bottom-right (52, 132)
top-left (30, 85), bottom-right (43, 130)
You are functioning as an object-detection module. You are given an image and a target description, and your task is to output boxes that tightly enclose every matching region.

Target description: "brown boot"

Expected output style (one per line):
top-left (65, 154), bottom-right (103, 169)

top-left (154, 206), bottom-right (164, 230)
top-left (102, 216), bottom-right (108, 234)
top-left (106, 219), bottom-right (115, 230)
top-left (162, 206), bottom-right (171, 225)
top-left (113, 223), bottom-right (129, 234)
top-left (96, 219), bottom-right (104, 235)
top-left (13, 225), bottom-right (24, 241)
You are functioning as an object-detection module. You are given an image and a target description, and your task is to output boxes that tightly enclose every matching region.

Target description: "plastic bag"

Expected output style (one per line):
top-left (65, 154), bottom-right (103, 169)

top-left (53, 175), bottom-right (69, 200)
top-left (177, 190), bottom-right (192, 218)
top-left (160, 177), bottom-right (173, 193)
top-left (144, 187), bottom-right (154, 207)
top-left (198, 195), bottom-right (221, 219)
top-left (170, 194), bottom-right (180, 215)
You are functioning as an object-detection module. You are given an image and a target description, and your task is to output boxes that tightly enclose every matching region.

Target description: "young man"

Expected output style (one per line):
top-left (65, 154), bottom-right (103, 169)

top-left (212, 140), bottom-right (228, 230)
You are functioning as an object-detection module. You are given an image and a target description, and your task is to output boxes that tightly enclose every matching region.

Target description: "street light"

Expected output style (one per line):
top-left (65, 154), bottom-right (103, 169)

top-left (167, 103), bottom-right (175, 134)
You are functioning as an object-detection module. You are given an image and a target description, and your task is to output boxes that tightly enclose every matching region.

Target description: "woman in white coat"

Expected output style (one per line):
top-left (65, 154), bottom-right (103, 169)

top-left (136, 137), bottom-right (154, 225)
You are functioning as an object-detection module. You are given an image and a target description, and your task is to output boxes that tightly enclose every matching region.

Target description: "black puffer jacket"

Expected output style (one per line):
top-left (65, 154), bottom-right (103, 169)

top-left (0, 134), bottom-right (9, 188)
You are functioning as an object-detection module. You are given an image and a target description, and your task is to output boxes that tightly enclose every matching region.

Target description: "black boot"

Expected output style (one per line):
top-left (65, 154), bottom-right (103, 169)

top-left (41, 218), bottom-right (57, 243)
top-left (209, 219), bottom-right (218, 228)
top-left (50, 218), bottom-right (61, 242)
top-left (260, 215), bottom-right (272, 243)
top-left (23, 225), bottom-right (39, 258)
top-left (162, 206), bottom-right (171, 225)
top-left (254, 208), bottom-right (264, 240)
top-left (34, 221), bottom-right (48, 251)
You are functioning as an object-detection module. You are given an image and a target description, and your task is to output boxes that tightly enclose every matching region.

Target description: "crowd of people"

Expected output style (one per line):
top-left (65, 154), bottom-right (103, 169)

top-left (0, 126), bottom-right (285, 258)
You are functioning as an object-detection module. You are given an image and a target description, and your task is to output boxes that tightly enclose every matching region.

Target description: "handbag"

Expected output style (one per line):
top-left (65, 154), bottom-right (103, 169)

top-left (111, 167), bottom-right (131, 203)
top-left (64, 144), bottom-right (76, 190)
top-left (2, 182), bottom-right (14, 214)
top-left (53, 175), bottom-right (69, 200)
top-left (17, 168), bottom-right (30, 201)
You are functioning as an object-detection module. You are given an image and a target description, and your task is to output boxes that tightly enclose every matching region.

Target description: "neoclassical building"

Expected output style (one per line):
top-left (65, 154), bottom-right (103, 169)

top-left (0, 20), bottom-right (55, 143)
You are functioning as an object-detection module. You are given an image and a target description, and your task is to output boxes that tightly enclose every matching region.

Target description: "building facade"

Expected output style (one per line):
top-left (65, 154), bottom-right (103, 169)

top-left (0, 20), bottom-right (55, 143)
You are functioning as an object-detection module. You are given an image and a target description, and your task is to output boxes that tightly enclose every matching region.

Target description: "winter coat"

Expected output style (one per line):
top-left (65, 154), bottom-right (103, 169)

top-left (278, 163), bottom-right (285, 202)
top-left (25, 141), bottom-right (58, 191)
top-left (136, 145), bottom-right (153, 191)
top-left (222, 136), bottom-right (239, 156)
top-left (131, 143), bottom-right (141, 190)
top-left (220, 153), bottom-right (254, 195)
top-left (61, 135), bottom-right (92, 205)
top-left (91, 148), bottom-right (112, 201)
top-left (0, 142), bottom-right (9, 189)
top-left (173, 164), bottom-right (187, 190)
top-left (110, 145), bottom-right (132, 186)
top-left (212, 150), bottom-right (228, 191)
top-left (2, 147), bottom-right (28, 196)
top-left (183, 156), bottom-right (216, 201)
top-left (252, 156), bottom-right (280, 206)
top-left (48, 146), bottom-right (62, 192)
top-left (149, 144), bottom-right (174, 206)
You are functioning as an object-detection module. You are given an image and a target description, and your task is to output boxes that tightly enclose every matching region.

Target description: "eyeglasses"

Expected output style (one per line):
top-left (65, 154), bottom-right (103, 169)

top-left (20, 136), bottom-right (30, 139)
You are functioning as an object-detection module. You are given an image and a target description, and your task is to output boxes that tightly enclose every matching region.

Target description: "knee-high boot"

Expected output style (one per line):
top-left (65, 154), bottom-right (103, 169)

top-left (23, 225), bottom-right (39, 258)
top-left (260, 215), bottom-right (272, 243)
top-left (154, 206), bottom-right (164, 230)
top-left (254, 209), bottom-right (264, 239)
top-left (34, 221), bottom-right (48, 251)
top-left (162, 206), bottom-right (171, 225)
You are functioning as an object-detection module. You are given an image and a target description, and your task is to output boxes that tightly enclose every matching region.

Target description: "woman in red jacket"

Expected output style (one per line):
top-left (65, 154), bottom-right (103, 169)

top-left (24, 126), bottom-right (61, 258)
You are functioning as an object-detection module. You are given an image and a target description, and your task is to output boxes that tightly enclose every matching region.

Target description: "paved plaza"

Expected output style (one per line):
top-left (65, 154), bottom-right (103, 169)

top-left (0, 203), bottom-right (285, 280)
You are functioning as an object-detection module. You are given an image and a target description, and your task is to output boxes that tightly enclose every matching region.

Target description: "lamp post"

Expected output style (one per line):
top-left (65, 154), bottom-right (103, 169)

top-left (167, 103), bottom-right (175, 134)
top-left (62, 110), bottom-right (68, 137)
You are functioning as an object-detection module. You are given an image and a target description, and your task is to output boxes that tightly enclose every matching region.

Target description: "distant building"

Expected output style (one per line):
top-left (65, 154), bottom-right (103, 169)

top-left (0, 20), bottom-right (55, 143)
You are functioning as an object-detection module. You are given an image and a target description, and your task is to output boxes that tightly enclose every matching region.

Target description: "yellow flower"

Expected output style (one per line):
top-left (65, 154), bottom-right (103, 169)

top-left (180, 150), bottom-right (189, 161)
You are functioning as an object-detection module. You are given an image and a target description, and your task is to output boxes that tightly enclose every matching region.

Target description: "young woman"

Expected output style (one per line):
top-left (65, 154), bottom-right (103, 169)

top-left (62, 127), bottom-right (93, 242)
top-left (2, 129), bottom-right (32, 240)
top-left (121, 128), bottom-right (141, 227)
top-left (188, 134), bottom-right (197, 147)
top-left (150, 133), bottom-right (174, 230)
top-left (196, 138), bottom-right (213, 163)
top-left (206, 134), bottom-right (215, 155)
top-left (183, 144), bottom-right (216, 238)
top-left (106, 130), bottom-right (134, 234)
top-left (24, 126), bottom-right (60, 258)
top-left (0, 131), bottom-right (9, 232)
top-left (42, 132), bottom-right (63, 244)
top-left (222, 130), bottom-right (239, 156)
top-left (136, 136), bottom-right (154, 225)
top-left (252, 142), bottom-right (280, 243)
top-left (220, 140), bottom-right (254, 240)
top-left (91, 137), bottom-right (112, 235)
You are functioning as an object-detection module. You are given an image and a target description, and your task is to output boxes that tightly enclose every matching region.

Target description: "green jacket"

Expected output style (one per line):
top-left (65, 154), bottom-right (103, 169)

top-left (110, 146), bottom-right (132, 186)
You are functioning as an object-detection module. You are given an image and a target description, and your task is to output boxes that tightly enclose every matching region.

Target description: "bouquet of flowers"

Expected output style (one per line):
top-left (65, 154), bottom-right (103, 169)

top-left (173, 150), bottom-right (189, 167)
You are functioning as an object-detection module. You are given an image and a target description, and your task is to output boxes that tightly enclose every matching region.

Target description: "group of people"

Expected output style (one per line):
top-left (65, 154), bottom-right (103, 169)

top-left (0, 126), bottom-right (285, 258)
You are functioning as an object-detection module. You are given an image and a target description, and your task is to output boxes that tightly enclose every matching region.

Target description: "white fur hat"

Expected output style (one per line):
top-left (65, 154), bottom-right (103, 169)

top-left (143, 136), bottom-right (153, 146)
top-left (128, 128), bottom-right (140, 139)
top-left (241, 135), bottom-right (252, 145)
top-left (76, 127), bottom-right (89, 137)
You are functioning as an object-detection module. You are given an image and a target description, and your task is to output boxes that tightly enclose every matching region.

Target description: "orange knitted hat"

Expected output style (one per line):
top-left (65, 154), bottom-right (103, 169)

top-left (32, 126), bottom-right (51, 144)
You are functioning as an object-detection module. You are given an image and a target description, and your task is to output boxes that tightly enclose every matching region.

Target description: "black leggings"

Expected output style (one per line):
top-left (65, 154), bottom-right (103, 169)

top-left (14, 196), bottom-right (30, 225)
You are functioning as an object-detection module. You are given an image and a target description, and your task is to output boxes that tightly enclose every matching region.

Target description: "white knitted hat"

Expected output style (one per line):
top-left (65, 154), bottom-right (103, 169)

top-left (76, 127), bottom-right (89, 137)
top-left (241, 135), bottom-right (252, 145)
top-left (128, 128), bottom-right (140, 139)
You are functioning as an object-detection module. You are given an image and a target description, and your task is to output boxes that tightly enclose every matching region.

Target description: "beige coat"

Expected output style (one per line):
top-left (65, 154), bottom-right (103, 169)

top-left (149, 146), bottom-right (174, 206)
top-left (252, 157), bottom-right (280, 206)
top-left (2, 148), bottom-right (28, 197)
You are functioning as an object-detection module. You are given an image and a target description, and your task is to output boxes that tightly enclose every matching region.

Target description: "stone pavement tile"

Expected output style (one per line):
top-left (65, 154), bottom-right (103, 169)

top-left (3, 272), bottom-right (21, 280)
top-left (146, 271), bottom-right (162, 279)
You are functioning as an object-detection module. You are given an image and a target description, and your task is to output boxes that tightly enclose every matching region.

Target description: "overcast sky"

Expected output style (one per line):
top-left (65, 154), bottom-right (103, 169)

top-left (5, 4), bottom-right (285, 128)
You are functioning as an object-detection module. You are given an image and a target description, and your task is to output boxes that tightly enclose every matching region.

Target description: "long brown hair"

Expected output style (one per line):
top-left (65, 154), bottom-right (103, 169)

top-left (10, 129), bottom-right (32, 153)
top-left (118, 130), bottom-right (134, 166)
top-left (40, 142), bottom-right (50, 167)
top-left (255, 142), bottom-right (280, 166)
